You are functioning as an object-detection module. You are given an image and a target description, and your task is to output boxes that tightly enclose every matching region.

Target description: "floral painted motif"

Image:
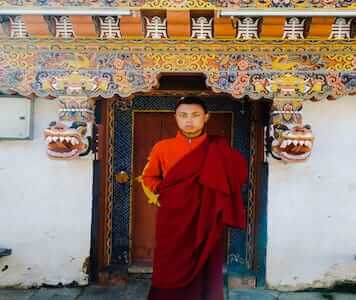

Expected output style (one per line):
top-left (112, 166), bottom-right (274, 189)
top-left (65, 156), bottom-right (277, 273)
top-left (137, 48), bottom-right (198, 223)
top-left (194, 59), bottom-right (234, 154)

top-left (341, 73), bottom-right (356, 93)
top-left (205, 53), bottom-right (355, 99)
top-left (310, 0), bottom-right (354, 8)
top-left (0, 0), bottom-right (354, 8)
top-left (30, 52), bottom-right (158, 98)
top-left (211, 0), bottom-right (354, 7)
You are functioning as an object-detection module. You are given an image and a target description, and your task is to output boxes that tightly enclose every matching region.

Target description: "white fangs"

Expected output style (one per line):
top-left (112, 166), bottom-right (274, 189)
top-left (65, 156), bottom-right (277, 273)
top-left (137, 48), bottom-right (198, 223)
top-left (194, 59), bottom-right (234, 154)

top-left (305, 141), bottom-right (312, 147)
top-left (280, 140), bottom-right (288, 148)
top-left (71, 137), bottom-right (79, 145)
top-left (46, 136), bottom-right (80, 146)
top-left (280, 139), bottom-right (313, 149)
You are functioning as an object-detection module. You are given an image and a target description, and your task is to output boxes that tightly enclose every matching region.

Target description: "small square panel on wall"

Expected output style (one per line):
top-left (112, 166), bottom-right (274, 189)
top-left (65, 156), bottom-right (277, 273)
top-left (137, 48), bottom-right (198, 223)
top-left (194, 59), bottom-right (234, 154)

top-left (0, 96), bottom-right (33, 139)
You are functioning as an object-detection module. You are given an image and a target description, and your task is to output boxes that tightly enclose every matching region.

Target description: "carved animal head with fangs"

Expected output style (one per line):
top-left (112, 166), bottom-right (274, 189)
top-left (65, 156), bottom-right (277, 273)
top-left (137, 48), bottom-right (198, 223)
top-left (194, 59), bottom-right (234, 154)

top-left (43, 121), bottom-right (90, 159)
top-left (269, 98), bottom-right (315, 163)
top-left (272, 125), bottom-right (315, 162)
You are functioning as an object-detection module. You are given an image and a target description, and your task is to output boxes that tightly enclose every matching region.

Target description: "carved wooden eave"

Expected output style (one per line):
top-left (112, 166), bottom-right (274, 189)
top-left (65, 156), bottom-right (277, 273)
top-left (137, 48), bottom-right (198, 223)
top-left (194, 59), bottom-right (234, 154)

top-left (0, 39), bottom-right (355, 100)
top-left (0, 0), bottom-right (355, 9)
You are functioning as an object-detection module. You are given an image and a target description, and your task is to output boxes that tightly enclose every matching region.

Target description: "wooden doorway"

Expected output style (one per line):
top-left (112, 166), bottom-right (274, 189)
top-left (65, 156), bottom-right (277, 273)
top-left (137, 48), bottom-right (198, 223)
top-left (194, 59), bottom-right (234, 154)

top-left (91, 94), bottom-right (268, 288)
top-left (131, 111), bottom-right (233, 269)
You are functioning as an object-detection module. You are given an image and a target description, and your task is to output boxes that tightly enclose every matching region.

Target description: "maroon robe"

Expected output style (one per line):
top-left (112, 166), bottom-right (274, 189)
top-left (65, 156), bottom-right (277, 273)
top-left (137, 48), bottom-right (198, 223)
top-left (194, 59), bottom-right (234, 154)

top-left (148, 136), bottom-right (247, 300)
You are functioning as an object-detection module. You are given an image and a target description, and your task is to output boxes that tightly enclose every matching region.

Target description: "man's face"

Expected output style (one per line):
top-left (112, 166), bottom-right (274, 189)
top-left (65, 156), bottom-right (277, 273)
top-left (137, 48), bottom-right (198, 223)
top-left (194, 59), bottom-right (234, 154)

top-left (175, 104), bottom-right (209, 135)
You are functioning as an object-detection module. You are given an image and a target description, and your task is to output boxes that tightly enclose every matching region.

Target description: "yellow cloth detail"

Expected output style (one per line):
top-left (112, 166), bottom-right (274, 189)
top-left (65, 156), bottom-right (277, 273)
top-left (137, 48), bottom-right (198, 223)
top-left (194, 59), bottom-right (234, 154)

top-left (136, 176), bottom-right (160, 207)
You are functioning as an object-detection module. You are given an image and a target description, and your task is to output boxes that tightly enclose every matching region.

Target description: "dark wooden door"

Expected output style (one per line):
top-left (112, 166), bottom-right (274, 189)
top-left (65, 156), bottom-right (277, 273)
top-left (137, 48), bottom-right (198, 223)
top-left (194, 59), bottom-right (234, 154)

top-left (131, 112), bottom-right (232, 266)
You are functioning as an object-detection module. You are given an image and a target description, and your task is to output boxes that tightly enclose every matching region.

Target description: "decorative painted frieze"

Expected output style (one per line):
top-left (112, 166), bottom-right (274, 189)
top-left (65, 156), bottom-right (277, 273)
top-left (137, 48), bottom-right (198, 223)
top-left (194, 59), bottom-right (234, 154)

top-left (9, 16), bottom-right (28, 38)
top-left (145, 16), bottom-right (167, 39)
top-left (0, 0), bottom-right (354, 8)
top-left (205, 56), bottom-right (356, 100)
top-left (54, 16), bottom-right (75, 39)
top-left (58, 96), bottom-right (95, 122)
top-left (213, 0), bottom-right (355, 8)
top-left (0, 15), bottom-right (355, 40)
top-left (98, 16), bottom-right (121, 39)
top-left (0, 40), bottom-right (355, 101)
top-left (236, 18), bottom-right (259, 40)
top-left (191, 17), bottom-right (213, 39)
top-left (283, 17), bottom-right (305, 40)
top-left (329, 18), bottom-right (352, 39)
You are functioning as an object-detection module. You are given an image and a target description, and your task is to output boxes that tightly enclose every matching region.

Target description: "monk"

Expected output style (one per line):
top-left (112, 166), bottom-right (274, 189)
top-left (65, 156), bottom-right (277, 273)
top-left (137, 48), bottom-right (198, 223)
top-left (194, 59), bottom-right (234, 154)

top-left (141, 96), bottom-right (247, 300)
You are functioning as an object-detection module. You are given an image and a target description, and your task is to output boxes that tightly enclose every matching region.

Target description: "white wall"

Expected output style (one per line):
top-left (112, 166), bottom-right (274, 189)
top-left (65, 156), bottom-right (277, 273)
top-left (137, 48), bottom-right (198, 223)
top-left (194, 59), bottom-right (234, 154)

top-left (267, 96), bottom-right (356, 290)
top-left (2, 96), bottom-right (355, 289)
top-left (0, 98), bottom-right (93, 287)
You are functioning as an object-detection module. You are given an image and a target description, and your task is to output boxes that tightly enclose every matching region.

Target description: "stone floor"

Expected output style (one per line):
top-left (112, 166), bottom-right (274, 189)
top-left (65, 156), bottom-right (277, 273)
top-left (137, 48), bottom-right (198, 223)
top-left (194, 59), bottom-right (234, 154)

top-left (0, 281), bottom-right (355, 300)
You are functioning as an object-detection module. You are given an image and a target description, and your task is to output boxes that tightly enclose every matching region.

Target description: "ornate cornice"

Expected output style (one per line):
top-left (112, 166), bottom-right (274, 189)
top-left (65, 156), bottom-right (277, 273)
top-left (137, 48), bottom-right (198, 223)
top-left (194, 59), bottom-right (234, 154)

top-left (2, 39), bottom-right (355, 54)
top-left (0, 0), bottom-right (354, 9)
top-left (0, 39), bottom-right (355, 99)
top-left (1, 14), bottom-right (355, 42)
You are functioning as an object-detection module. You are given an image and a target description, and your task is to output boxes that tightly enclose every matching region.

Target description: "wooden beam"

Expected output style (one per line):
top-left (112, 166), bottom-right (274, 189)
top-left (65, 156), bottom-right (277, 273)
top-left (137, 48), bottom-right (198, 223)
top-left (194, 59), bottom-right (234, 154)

top-left (22, 15), bottom-right (51, 37)
top-left (307, 17), bottom-right (334, 39)
top-left (260, 16), bottom-right (286, 39)
top-left (120, 15), bottom-right (144, 38)
top-left (214, 16), bottom-right (236, 39)
top-left (69, 16), bottom-right (97, 37)
top-left (167, 10), bottom-right (191, 38)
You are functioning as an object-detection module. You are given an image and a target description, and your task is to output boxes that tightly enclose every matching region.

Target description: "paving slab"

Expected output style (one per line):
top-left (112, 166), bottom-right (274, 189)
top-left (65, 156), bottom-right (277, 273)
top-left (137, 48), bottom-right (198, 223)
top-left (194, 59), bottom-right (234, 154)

top-left (229, 288), bottom-right (280, 300)
top-left (125, 279), bottom-right (150, 300)
top-left (279, 292), bottom-right (331, 300)
top-left (76, 285), bottom-right (125, 300)
top-left (0, 285), bottom-right (356, 300)
top-left (0, 289), bottom-right (35, 300)
top-left (329, 294), bottom-right (356, 300)
top-left (29, 288), bottom-right (82, 300)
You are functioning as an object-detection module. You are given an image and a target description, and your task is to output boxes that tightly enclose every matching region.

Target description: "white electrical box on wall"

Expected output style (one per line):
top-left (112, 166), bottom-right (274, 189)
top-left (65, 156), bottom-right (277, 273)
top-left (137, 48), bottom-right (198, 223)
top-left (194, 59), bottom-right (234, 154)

top-left (0, 96), bottom-right (34, 139)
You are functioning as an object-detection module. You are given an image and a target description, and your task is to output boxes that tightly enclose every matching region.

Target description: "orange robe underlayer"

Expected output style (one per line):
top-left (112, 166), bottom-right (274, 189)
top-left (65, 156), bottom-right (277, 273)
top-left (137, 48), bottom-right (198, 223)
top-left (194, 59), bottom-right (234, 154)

top-left (142, 131), bottom-right (208, 194)
top-left (141, 131), bottom-right (247, 300)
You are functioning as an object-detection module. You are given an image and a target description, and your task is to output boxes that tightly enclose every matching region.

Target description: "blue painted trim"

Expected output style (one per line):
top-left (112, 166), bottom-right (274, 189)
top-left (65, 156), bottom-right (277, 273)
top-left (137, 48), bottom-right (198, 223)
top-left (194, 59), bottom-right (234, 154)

top-left (227, 101), bottom-right (250, 276)
top-left (256, 161), bottom-right (268, 287)
top-left (90, 101), bottom-right (103, 280)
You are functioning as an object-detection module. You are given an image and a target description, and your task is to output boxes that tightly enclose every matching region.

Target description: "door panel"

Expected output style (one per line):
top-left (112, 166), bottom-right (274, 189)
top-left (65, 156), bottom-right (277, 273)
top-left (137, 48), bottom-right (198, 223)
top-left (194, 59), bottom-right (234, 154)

top-left (131, 111), bottom-right (232, 266)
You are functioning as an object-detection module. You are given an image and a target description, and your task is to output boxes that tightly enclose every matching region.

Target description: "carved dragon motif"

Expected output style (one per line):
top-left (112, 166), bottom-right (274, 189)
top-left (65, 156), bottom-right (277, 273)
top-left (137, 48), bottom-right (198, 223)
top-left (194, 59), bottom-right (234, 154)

top-left (269, 99), bottom-right (314, 162)
top-left (44, 121), bottom-right (92, 159)
top-left (43, 96), bottom-right (95, 160)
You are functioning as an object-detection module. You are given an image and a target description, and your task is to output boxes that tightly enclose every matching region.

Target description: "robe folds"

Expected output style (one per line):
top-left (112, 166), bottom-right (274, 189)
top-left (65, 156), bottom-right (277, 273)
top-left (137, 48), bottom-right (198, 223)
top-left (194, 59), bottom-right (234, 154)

top-left (148, 135), bottom-right (247, 299)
